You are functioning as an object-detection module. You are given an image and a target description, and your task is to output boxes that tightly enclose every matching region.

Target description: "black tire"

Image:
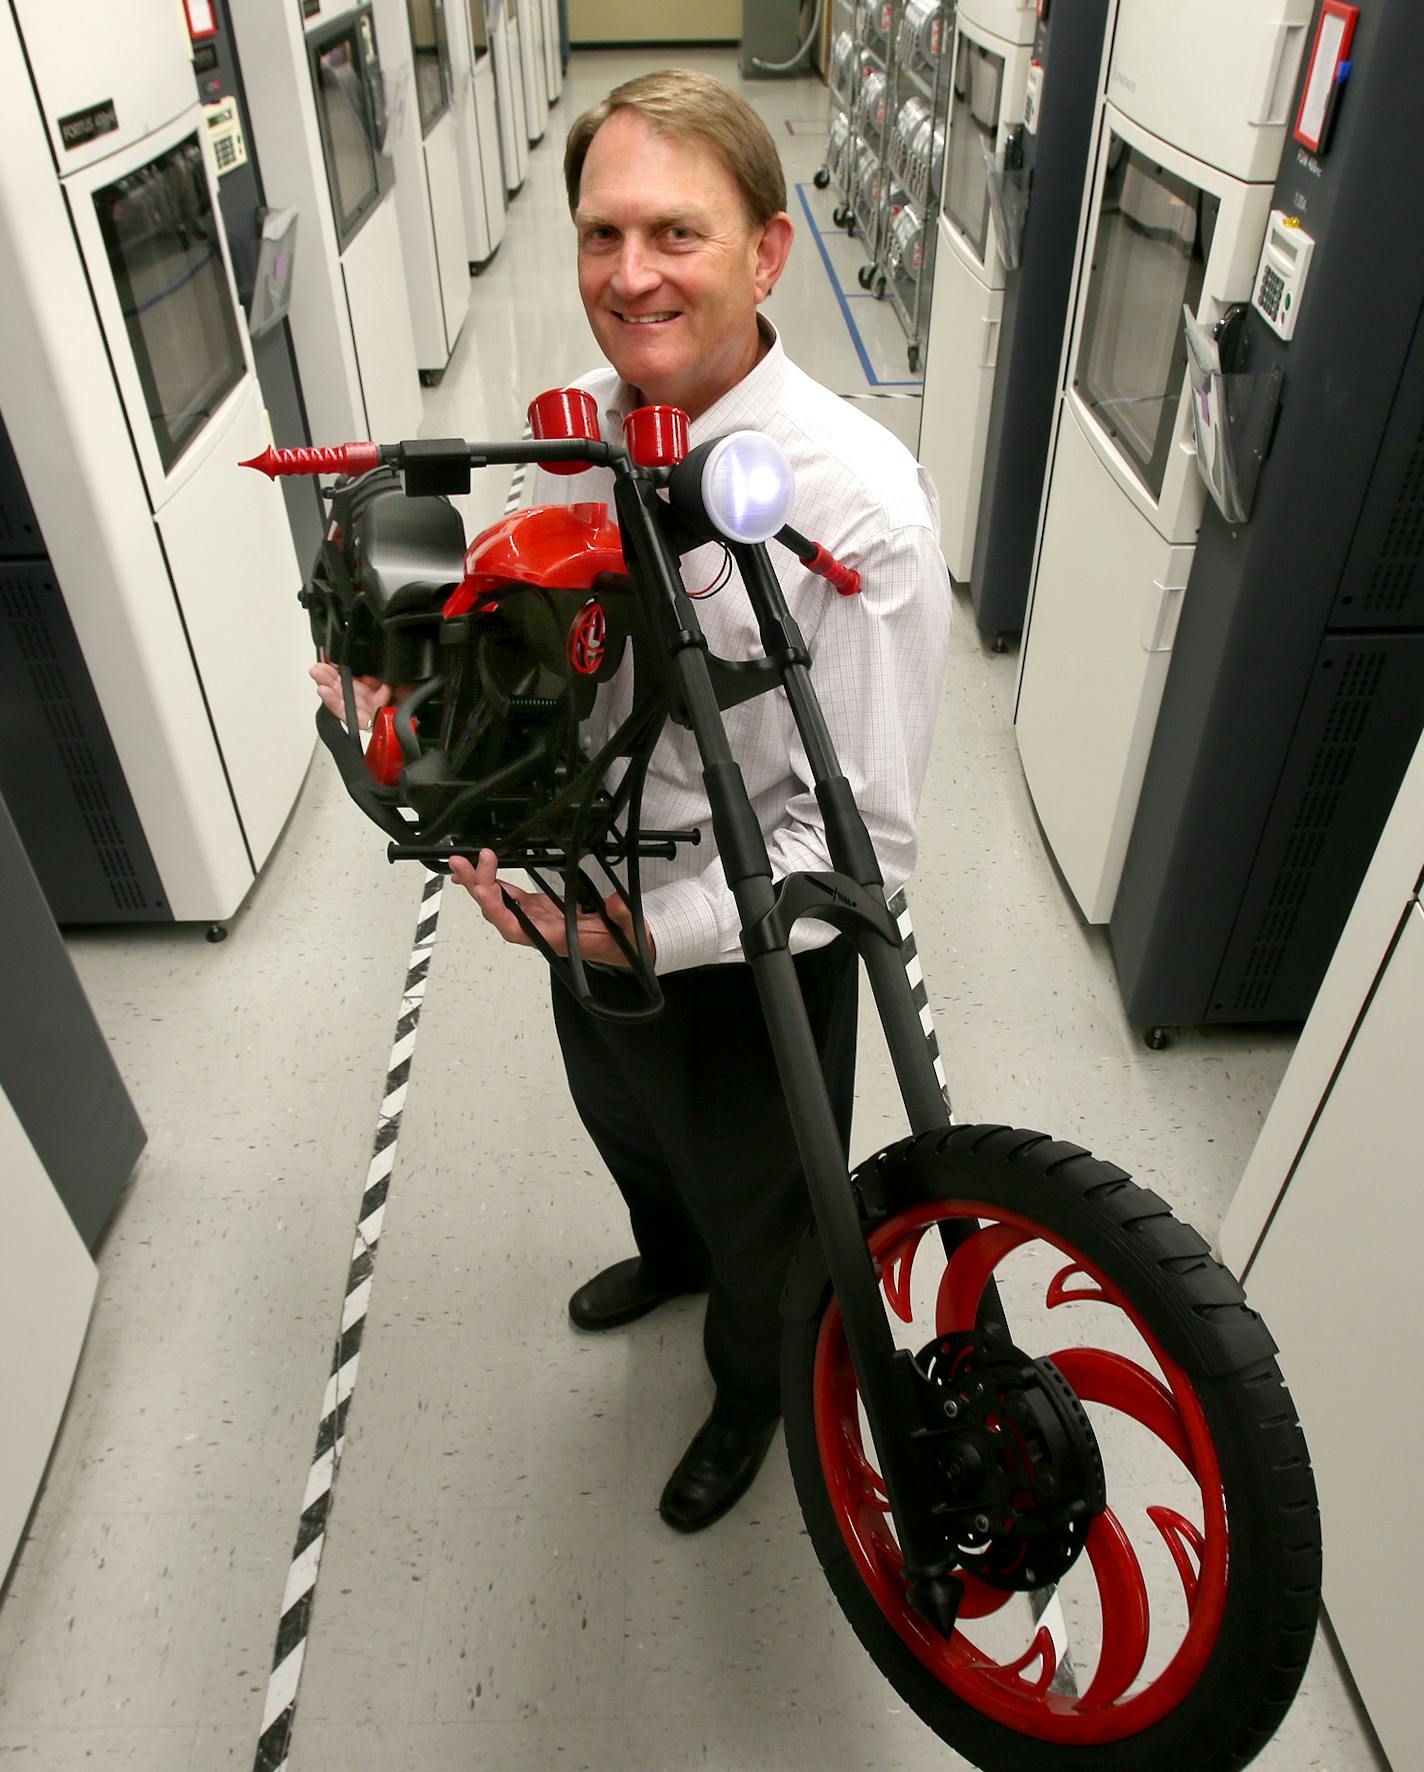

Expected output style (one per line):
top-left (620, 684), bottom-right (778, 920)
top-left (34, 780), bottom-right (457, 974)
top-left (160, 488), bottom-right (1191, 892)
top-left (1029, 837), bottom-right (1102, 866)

top-left (815, 166), bottom-right (832, 189)
top-left (858, 263), bottom-right (874, 289)
top-left (781, 1126), bottom-right (1321, 1772)
top-left (907, 342), bottom-right (921, 372)
top-left (874, 272), bottom-right (887, 300)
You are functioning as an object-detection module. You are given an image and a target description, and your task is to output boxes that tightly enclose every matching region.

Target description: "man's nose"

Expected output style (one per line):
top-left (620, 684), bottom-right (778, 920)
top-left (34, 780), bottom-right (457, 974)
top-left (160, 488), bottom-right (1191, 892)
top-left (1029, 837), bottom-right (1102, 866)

top-left (609, 236), bottom-right (661, 300)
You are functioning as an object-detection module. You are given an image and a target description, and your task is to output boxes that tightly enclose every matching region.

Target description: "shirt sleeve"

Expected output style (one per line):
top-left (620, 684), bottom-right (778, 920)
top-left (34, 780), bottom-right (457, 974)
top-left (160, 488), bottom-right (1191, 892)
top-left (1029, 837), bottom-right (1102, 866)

top-left (640, 519), bottom-right (952, 973)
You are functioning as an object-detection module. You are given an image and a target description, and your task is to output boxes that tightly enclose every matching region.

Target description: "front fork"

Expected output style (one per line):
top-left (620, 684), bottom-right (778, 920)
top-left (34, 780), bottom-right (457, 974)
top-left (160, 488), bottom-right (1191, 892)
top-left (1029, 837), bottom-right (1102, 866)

top-left (617, 483), bottom-right (965, 1628)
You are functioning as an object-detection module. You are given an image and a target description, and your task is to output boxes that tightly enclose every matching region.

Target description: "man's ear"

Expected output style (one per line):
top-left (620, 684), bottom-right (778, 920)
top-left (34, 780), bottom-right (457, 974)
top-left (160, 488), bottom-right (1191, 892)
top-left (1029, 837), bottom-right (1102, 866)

top-left (753, 211), bottom-right (795, 303)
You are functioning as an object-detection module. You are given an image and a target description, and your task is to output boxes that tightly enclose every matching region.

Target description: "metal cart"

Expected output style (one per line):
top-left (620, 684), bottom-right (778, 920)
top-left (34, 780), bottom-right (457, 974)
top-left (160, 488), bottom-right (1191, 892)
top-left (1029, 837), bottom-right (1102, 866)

top-left (819, 0), bottom-right (953, 375)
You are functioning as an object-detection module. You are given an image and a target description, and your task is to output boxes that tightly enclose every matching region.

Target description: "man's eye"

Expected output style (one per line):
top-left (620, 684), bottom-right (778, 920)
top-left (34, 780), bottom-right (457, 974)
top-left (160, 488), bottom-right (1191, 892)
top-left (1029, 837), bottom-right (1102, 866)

top-left (581, 228), bottom-right (616, 248)
top-left (664, 226), bottom-right (694, 243)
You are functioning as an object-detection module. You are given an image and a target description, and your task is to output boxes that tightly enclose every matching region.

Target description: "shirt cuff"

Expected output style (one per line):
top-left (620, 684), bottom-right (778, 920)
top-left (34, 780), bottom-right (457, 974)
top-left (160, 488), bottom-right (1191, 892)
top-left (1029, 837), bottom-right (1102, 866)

top-left (640, 878), bottom-right (729, 975)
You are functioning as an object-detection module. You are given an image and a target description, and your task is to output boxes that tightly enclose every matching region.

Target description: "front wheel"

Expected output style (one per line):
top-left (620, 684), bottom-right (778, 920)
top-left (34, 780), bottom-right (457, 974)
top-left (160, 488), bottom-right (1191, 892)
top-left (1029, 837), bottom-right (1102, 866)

top-left (781, 1125), bottom-right (1321, 1771)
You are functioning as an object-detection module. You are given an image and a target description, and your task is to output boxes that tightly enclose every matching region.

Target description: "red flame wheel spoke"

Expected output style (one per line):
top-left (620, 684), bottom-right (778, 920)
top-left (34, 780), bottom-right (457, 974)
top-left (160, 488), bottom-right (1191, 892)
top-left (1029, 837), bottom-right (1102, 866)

top-left (1078, 1509), bottom-right (1151, 1709)
top-left (837, 1419), bottom-right (891, 1511)
top-left (879, 1225), bottom-right (926, 1323)
top-left (812, 1196), bottom-right (1232, 1746)
top-left (1049, 1347), bottom-right (1196, 1474)
top-left (989, 1625), bottom-right (1059, 1699)
top-left (934, 1221), bottom-right (1032, 1336)
top-left (1148, 1506), bottom-right (1206, 1610)
top-left (1047, 1260), bottom-right (1114, 1308)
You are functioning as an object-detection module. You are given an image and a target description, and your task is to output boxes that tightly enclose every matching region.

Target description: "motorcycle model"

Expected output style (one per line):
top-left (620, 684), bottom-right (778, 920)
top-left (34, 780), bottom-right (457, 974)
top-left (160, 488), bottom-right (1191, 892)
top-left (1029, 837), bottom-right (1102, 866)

top-left (244, 398), bottom-right (1320, 1770)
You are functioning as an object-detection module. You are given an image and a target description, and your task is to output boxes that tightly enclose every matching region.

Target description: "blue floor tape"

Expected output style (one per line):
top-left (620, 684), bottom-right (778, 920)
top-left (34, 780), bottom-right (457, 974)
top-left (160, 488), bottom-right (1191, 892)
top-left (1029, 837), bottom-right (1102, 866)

top-left (793, 182), bottom-right (922, 392)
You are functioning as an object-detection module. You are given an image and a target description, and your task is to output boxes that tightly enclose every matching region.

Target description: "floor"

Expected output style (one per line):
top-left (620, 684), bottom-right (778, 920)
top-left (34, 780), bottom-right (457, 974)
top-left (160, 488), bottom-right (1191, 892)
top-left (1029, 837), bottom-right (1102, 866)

top-left (0, 42), bottom-right (1389, 1772)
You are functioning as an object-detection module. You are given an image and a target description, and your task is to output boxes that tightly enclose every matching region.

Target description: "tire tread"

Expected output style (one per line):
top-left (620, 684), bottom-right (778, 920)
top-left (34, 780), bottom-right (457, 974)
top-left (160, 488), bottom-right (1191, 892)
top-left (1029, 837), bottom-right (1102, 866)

top-left (781, 1127), bottom-right (1322, 1772)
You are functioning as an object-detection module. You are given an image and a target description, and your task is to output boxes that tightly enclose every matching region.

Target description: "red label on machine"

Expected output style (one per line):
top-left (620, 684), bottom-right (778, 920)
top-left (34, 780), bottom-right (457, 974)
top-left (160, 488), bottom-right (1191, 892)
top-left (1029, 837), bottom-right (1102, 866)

top-left (1293, 2), bottom-right (1358, 154)
top-left (184, 0), bottom-right (219, 40)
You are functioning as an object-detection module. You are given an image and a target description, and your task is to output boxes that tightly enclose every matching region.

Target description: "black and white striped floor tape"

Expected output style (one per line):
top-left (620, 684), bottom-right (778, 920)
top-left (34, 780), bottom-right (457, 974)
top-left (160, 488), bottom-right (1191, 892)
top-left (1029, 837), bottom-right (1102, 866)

top-left (253, 867), bottom-right (446, 1772)
top-left (886, 885), bottom-right (952, 1117)
top-left (253, 449), bottom-right (538, 1770)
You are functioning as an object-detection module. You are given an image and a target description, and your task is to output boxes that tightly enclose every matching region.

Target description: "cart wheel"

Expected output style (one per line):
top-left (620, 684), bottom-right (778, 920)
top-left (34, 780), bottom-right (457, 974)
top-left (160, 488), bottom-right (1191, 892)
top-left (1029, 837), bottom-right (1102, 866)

top-left (874, 273), bottom-right (887, 300)
top-left (992, 633), bottom-right (1008, 654)
top-left (1146, 1027), bottom-right (1171, 1051)
top-left (815, 167), bottom-right (831, 189)
top-left (781, 1125), bottom-right (1321, 1772)
top-left (858, 263), bottom-right (874, 289)
top-left (907, 343), bottom-right (921, 373)
top-left (833, 204), bottom-right (848, 227)
top-left (847, 216), bottom-right (858, 238)
top-left (205, 924), bottom-right (228, 944)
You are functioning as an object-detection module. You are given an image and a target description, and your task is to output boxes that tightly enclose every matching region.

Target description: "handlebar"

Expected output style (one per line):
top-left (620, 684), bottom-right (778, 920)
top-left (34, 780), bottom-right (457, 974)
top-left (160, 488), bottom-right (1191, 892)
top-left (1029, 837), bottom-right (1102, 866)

top-left (241, 436), bottom-right (862, 594)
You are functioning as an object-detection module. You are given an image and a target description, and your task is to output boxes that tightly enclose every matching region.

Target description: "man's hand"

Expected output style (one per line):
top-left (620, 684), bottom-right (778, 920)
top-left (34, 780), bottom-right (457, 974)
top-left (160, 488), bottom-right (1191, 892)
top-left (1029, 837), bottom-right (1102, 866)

top-left (449, 849), bottom-right (655, 970)
top-left (310, 659), bottom-right (392, 731)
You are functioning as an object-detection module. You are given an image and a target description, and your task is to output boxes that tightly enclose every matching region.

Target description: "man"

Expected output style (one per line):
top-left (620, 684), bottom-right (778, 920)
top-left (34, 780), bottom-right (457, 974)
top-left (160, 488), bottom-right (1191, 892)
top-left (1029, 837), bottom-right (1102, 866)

top-left (315, 70), bottom-right (950, 1531)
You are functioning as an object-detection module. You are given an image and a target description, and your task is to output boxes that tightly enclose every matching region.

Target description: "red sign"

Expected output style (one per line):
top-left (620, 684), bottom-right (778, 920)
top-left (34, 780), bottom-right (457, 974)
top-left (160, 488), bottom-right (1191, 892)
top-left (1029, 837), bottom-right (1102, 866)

top-left (1293, 2), bottom-right (1358, 154)
top-left (184, 0), bottom-right (219, 40)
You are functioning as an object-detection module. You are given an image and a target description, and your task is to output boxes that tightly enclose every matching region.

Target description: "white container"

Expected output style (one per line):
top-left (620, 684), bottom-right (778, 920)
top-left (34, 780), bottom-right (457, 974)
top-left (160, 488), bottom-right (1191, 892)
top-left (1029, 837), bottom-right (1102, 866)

top-left (918, 9), bottom-right (1032, 578)
top-left (450, 0), bottom-right (506, 265)
top-left (487, 0), bottom-right (529, 192)
top-left (373, 0), bottom-right (470, 374)
top-left (514, 0), bottom-right (545, 143)
top-left (1, 2), bottom-right (313, 922)
top-left (233, 0), bottom-right (422, 442)
top-left (1107, 0), bottom-right (1312, 183)
top-left (9, 0), bottom-right (195, 174)
top-left (955, 0), bottom-right (1036, 49)
top-left (1014, 103), bottom-right (1275, 922)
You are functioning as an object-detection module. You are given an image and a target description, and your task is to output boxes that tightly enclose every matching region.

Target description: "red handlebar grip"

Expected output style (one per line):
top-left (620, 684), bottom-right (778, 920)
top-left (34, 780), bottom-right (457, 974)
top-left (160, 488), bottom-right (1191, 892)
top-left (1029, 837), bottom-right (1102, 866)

top-left (806, 543), bottom-right (862, 597)
top-left (240, 443), bottom-right (382, 479)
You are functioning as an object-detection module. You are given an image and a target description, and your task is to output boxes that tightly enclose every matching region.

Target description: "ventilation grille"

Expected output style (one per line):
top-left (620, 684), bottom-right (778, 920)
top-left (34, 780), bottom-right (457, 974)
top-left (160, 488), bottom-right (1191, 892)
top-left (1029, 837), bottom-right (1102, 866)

top-left (0, 575), bottom-right (151, 911)
top-left (0, 419), bottom-right (44, 557)
top-left (1231, 651), bottom-right (1386, 1012)
top-left (1361, 419), bottom-right (1424, 616)
top-left (0, 498), bottom-right (41, 555)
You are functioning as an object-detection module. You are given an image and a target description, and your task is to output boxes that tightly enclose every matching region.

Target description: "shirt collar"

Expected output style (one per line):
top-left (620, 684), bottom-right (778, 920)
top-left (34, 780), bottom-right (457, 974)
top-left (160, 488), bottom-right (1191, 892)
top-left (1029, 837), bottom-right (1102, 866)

top-left (600, 316), bottom-right (789, 445)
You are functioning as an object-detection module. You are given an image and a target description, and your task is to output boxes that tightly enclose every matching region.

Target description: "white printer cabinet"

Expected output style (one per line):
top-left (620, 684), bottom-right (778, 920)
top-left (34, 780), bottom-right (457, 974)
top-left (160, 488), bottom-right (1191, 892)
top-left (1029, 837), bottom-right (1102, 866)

top-left (1221, 731), bottom-right (1424, 1771)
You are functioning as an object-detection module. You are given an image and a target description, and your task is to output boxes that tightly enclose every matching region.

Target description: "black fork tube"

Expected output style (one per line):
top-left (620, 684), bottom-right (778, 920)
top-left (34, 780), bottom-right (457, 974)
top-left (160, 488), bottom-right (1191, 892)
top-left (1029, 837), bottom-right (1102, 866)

top-left (732, 544), bottom-right (951, 1137)
top-left (615, 483), bottom-right (952, 1579)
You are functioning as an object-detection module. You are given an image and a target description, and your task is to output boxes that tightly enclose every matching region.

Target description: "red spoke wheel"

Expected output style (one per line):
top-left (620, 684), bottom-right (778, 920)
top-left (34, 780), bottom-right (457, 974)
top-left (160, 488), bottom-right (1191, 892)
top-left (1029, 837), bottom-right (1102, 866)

top-left (781, 1126), bottom-right (1321, 1771)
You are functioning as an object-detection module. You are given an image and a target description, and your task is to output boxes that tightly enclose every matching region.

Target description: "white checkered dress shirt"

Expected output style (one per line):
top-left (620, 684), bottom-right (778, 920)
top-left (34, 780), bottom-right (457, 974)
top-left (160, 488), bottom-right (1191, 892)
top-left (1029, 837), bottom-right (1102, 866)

top-left (529, 321), bottom-right (952, 974)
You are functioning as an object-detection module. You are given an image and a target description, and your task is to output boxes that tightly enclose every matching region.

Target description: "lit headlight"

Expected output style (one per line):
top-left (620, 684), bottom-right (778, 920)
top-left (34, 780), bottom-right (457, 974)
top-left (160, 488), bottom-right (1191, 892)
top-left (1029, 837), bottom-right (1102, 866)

top-left (697, 432), bottom-right (796, 544)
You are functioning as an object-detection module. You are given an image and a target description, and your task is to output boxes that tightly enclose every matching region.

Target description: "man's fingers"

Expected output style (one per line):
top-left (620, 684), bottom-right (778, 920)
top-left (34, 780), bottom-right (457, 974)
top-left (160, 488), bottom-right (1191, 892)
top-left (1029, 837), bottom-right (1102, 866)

top-left (448, 852), bottom-right (545, 949)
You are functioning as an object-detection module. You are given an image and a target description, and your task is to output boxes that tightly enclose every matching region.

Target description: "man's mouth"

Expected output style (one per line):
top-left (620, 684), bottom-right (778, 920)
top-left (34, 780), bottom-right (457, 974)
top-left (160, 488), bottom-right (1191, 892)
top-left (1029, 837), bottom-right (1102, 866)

top-left (614, 311), bottom-right (679, 326)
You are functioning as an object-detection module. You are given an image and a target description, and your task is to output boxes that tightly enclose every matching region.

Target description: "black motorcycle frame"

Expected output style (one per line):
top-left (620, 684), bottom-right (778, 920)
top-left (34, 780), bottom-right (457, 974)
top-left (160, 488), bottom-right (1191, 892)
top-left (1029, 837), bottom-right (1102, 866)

top-left (317, 428), bottom-right (973, 1622)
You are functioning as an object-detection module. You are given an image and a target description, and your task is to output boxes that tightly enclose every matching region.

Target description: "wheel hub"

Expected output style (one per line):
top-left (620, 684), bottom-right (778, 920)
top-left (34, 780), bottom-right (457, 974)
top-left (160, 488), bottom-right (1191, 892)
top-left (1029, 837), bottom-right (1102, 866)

top-left (912, 1328), bottom-right (1107, 1591)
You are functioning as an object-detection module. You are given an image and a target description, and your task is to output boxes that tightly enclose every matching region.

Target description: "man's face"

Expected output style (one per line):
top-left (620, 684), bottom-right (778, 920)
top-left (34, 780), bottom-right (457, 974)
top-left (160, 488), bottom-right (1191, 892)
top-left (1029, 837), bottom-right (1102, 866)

top-left (573, 108), bottom-right (792, 420)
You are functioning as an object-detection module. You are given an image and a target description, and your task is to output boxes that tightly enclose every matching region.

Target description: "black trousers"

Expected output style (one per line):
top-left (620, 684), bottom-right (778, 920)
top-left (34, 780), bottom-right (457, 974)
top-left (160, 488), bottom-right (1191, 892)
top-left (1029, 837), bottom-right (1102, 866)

top-left (550, 939), bottom-right (859, 1425)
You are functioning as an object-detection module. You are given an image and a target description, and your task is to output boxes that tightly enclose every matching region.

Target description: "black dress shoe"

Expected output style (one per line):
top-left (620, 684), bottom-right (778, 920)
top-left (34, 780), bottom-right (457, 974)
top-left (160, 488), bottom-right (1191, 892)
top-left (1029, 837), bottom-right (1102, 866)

top-left (567, 1257), bottom-right (700, 1332)
top-left (658, 1411), bottom-right (779, 1533)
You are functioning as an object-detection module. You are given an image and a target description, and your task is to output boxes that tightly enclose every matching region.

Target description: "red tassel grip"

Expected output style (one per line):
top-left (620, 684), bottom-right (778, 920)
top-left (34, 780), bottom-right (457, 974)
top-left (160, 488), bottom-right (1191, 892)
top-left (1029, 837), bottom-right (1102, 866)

top-left (240, 443), bottom-right (383, 479)
top-left (806, 543), bottom-right (862, 597)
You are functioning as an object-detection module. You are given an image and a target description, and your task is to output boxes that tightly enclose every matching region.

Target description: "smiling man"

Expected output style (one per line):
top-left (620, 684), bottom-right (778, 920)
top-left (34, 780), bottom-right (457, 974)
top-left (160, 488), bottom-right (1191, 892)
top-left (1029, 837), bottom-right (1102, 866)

top-left (570, 100), bottom-right (793, 422)
top-left (321, 69), bottom-right (952, 1532)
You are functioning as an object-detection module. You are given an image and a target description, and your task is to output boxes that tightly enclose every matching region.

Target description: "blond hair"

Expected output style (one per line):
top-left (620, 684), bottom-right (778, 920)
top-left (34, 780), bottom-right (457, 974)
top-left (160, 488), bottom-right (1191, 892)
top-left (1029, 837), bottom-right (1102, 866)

top-left (564, 69), bottom-right (787, 228)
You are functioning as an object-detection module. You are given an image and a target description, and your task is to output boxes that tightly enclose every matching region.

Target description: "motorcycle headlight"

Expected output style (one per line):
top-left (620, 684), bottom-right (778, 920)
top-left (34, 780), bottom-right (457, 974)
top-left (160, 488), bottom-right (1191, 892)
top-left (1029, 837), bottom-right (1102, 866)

top-left (675, 430), bottom-right (796, 545)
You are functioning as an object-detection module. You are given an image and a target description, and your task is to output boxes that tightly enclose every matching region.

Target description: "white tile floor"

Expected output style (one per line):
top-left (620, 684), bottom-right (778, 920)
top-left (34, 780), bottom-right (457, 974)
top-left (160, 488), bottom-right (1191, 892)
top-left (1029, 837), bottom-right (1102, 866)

top-left (0, 43), bottom-right (1390, 1772)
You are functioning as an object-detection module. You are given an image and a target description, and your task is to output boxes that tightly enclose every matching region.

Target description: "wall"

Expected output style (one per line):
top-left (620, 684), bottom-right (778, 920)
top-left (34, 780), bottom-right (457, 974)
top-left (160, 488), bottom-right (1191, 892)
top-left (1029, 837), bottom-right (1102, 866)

top-left (567, 0), bottom-right (739, 42)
